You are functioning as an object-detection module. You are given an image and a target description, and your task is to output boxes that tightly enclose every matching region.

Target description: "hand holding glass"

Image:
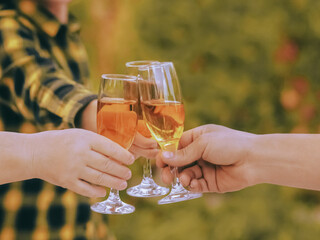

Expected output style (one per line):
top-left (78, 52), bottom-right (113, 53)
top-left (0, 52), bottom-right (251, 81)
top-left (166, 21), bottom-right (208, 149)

top-left (138, 62), bottom-right (202, 204)
top-left (125, 61), bottom-right (169, 198)
top-left (91, 74), bottom-right (138, 214)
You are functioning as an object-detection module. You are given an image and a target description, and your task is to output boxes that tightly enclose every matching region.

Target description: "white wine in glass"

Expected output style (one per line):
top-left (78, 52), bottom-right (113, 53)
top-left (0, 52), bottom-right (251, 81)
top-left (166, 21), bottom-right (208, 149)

top-left (139, 62), bottom-right (202, 204)
top-left (125, 60), bottom-right (169, 198)
top-left (91, 74), bottom-right (138, 214)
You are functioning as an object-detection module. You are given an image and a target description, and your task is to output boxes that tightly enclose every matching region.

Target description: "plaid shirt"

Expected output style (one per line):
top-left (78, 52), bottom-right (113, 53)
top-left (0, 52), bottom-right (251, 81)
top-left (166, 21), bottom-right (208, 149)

top-left (0, 1), bottom-right (113, 239)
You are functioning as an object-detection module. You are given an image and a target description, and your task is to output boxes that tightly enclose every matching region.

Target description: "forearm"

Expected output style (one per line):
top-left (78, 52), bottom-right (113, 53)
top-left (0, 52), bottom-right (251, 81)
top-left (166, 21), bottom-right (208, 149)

top-left (249, 134), bottom-right (320, 191)
top-left (0, 132), bottom-right (35, 184)
top-left (77, 99), bottom-right (97, 132)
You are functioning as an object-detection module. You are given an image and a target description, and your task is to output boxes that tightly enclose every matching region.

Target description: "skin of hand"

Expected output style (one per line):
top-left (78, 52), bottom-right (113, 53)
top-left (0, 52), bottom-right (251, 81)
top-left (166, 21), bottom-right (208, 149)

top-left (156, 124), bottom-right (257, 193)
top-left (157, 124), bottom-right (320, 193)
top-left (30, 129), bottom-right (135, 197)
top-left (129, 132), bottom-right (159, 159)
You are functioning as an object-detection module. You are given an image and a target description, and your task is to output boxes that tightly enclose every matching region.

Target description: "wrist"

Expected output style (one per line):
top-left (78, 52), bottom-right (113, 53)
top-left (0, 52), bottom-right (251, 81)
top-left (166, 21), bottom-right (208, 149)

top-left (78, 100), bottom-right (97, 132)
top-left (12, 133), bottom-right (37, 181)
top-left (246, 134), bottom-right (283, 186)
top-left (0, 132), bottom-right (41, 184)
top-left (25, 133), bottom-right (41, 179)
top-left (243, 134), bottom-right (264, 187)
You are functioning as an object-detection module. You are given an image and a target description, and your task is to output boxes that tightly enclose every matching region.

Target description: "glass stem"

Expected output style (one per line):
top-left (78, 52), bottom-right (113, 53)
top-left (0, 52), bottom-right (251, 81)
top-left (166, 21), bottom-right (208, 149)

top-left (143, 158), bottom-right (152, 179)
top-left (171, 167), bottom-right (180, 186)
top-left (162, 142), bottom-right (180, 186)
top-left (107, 189), bottom-right (121, 203)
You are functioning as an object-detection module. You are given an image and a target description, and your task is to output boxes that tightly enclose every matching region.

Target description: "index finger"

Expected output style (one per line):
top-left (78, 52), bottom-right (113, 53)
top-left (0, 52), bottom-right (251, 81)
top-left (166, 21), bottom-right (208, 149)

top-left (133, 132), bottom-right (158, 149)
top-left (91, 133), bottom-right (135, 165)
top-left (179, 126), bottom-right (202, 149)
top-left (179, 124), bottom-right (223, 149)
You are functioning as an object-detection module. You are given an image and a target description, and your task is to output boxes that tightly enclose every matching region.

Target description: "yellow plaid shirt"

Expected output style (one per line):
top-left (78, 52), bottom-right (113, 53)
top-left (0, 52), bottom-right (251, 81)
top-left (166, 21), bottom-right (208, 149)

top-left (0, 1), bottom-right (113, 239)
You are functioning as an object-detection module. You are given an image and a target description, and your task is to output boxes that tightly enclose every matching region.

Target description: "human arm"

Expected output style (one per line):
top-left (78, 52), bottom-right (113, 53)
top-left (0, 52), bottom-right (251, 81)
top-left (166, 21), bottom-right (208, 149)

top-left (156, 124), bottom-right (320, 193)
top-left (0, 129), bottom-right (135, 197)
top-left (76, 99), bottom-right (97, 132)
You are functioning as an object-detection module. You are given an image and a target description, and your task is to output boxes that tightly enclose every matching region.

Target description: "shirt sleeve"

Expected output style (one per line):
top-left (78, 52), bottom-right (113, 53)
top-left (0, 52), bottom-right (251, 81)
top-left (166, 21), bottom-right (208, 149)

top-left (0, 15), bottom-right (97, 129)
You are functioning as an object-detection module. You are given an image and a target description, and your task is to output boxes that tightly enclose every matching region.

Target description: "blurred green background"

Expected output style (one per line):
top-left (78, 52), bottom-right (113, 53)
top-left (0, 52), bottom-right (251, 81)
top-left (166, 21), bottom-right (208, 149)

top-left (72, 0), bottom-right (320, 239)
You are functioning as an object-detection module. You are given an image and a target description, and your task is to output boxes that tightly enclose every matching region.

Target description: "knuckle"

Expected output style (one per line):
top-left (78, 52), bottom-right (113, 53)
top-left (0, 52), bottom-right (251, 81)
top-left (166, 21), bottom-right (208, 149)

top-left (72, 142), bottom-right (88, 155)
top-left (181, 147), bottom-right (188, 158)
top-left (96, 172), bottom-right (105, 186)
top-left (110, 148), bottom-right (125, 163)
top-left (103, 159), bottom-right (113, 172)
top-left (108, 148), bottom-right (116, 157)
top-left (107, 145), bottom-right (118, 158)
top-left (198, 135), bottom-right (209, 158)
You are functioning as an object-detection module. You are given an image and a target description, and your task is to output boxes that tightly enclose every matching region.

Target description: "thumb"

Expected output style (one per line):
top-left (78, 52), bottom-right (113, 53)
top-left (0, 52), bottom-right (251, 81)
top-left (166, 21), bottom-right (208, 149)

top-left (161, 138), bottom-right (206, 167)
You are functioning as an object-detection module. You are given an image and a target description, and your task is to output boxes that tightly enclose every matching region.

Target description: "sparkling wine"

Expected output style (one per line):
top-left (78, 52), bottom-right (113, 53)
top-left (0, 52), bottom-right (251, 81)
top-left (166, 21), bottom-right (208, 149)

top-left (141, 100), bottom-right (184, 150)
top-left (97, 97), bottom-right (137, 149)
top-left (137, 120), bottom-right (152, 138)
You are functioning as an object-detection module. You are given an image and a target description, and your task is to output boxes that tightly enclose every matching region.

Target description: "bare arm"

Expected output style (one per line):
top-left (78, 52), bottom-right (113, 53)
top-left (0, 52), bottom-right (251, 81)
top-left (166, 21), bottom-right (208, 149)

top-left (0, 132), bottom-right (34, 184)
top-left (250, 134), bottom-right (320, 191)
top-left (0, 129), bottom-right (135, 197)
top-left (78, 99), bottom-right (98, 132)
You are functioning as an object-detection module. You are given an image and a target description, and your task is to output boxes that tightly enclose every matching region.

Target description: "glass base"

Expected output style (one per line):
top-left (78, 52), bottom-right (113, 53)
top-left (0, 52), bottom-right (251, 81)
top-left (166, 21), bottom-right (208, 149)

top-left (158, 183), bottom-right (202, 205)
top-left (91, 199), bottom-right (135, 215)
top-left (126, 177), bottom-right (169, 197)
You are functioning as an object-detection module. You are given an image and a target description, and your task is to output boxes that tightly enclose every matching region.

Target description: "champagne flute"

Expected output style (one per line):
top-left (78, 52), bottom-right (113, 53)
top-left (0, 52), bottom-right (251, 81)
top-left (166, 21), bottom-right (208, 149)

top-left (125, 61), bottom-right (169, 197)
top-left (91, 74), bottom-right (138, 214)
top-left (138, 62), bottom-right (202, 204)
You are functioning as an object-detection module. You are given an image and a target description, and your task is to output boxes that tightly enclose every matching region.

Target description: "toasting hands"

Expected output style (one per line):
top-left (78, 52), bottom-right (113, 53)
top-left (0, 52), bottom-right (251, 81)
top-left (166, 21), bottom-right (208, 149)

top-left (157, 124), bottom-right (320, 193)
top-left (156, 125), bottom-right (255, 193)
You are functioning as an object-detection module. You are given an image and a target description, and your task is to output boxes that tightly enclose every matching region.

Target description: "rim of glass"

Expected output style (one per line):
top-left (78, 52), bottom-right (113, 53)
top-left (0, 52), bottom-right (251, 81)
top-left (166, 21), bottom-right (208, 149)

top-left (125, 60), bottom-right (160, 68)
top-left (101, 74), bottom-right (137, 82)
top-left (138, 61), bottom-right (173, 71)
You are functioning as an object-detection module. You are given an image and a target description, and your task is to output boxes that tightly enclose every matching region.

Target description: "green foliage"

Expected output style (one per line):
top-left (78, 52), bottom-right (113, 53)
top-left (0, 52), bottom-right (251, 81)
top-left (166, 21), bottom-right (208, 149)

top-left (130, 0), bottom-right (320, 133)
top-left (72, 0), bottom-right (320, 239)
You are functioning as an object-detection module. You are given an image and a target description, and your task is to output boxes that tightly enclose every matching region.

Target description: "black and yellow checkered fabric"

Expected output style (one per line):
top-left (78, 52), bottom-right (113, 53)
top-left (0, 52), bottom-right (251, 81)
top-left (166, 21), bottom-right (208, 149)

top-left (0, 1), bottom-right (113, 239)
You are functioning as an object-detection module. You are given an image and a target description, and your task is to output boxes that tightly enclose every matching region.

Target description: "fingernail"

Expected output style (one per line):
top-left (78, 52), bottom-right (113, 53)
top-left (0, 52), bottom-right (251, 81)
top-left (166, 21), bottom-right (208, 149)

top-left (97, 189), bottom-right (106, 198)
top-left (120, 182), bottom-right (127, 189)
top-left (126, 171), bottom-right (132, 180)
top-left (129, 155), bottom-right (135, 164)
top-left (162, 151), bottom-right (174, 159)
